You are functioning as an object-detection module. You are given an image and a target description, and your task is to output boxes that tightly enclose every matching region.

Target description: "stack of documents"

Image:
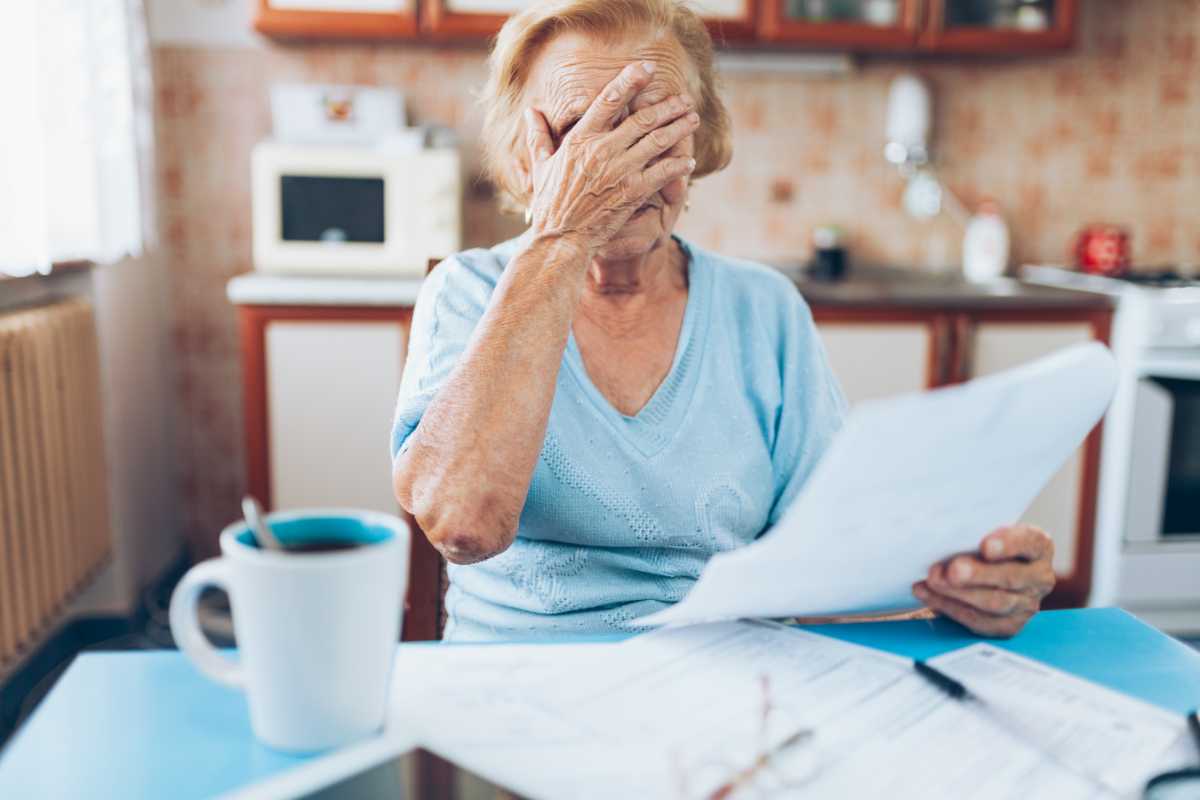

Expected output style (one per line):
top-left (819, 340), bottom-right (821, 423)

top-left (380, 344), bottom-right (1148, 797)
top-left (388, 622), bottom-right (1188, 799)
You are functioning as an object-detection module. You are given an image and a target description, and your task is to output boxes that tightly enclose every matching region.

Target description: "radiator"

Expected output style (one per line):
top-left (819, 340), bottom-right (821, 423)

top-left (0, 298), bottom-right (111, 667)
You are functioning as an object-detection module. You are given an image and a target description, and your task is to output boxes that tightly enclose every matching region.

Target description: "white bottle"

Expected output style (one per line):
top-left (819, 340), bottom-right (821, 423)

top-left (963, 200), bottom-right (1010, 282)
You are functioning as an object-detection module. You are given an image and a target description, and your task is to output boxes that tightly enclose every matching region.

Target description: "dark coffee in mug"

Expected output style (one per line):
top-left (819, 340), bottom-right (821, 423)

top-left (281, 539), bottom-right (362, 554)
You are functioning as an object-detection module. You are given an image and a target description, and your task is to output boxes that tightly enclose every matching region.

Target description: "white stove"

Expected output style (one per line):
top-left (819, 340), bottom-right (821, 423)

top-left (1023, 266), bottom-right (1200, 633)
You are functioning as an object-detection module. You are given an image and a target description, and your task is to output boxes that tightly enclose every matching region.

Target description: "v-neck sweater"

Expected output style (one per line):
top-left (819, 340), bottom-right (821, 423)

top-left (392, 235), bottom-right (847, 641)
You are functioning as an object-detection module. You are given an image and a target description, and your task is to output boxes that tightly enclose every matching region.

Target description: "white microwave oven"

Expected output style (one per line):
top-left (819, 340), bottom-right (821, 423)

top-left (251, 141), bottom-right (461, 277)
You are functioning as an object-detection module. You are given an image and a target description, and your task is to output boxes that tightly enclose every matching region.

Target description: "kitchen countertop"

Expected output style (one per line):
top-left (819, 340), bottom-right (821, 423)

top-left (227, 272), bottom-right (424, 307)
top-left (787, 266), bottom-right (1115, 311)
top-left (227, 267), bottom-right (1114, 311)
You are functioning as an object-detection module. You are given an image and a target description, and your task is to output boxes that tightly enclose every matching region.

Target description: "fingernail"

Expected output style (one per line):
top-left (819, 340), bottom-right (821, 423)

top-left (642, 61), bottom-right (656, 75)
top-left (987, 539), bottom-right (1005, 558)
top-left (687, 112), bottom-right (700, 124)
top-left (680, 93), bottom-right (694, 106)
top-left (687, 158), bottom-right (697, 171)
top-left (953, 561), bottom-right (973, 583)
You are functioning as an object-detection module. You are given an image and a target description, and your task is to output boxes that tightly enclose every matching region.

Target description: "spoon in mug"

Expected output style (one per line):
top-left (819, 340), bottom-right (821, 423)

top-left (242, 496), bottom-right (285, 552)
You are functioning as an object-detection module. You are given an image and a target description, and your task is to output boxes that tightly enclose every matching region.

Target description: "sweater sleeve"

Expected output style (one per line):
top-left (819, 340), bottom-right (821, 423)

top-left (390, 251), bottom-right (499, 460)
top-left (766, 290), bottom-right (849, 526)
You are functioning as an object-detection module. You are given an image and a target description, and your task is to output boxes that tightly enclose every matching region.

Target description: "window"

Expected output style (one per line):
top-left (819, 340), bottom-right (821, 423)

top-left (0, 0), bottom-right (153, 277)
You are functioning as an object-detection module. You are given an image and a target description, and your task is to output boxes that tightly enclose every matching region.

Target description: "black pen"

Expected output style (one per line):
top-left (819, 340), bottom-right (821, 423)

top-left (912, 659), bottom-right (1115, 794)
top-left (1188, 709), bottom-right (1200, 760)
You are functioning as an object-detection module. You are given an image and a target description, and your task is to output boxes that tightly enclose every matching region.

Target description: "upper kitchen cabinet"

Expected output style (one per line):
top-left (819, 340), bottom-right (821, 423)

top-left (759, 0), bottom-right (922, 49)
top-left (418, 0), bottom-right (759, 41)
top-left (254, 0), bottom-right (419, 39)
top-left (918, 0), bottom-right (1077, 53)
top-left (418, 0), bottom-right (515, 39)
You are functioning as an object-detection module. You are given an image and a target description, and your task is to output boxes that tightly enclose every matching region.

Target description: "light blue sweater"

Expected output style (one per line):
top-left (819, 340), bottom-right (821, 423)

top-left (392, 235), bottom-right (847, 641)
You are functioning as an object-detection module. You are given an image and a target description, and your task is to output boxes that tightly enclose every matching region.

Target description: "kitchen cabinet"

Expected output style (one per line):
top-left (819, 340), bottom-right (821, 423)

top-left (759, 0), bottom-right (922, 49)
top-left (232, 289), bottom-right (443, 642)
top-left (813, 309), bottom-right (949, 403)
top-left (231, 273), bottom-right (1111, 642)
top-left (418, 0), bottom-right (759, 41)
top-left (951, 310), bottom-right (1109, 609)
top-left (919, 0), bottom-right (1077, 54)
top-left (256, 0), bottom-right (1078, 53)
top-left (254, 0), bottom-right (418, 39)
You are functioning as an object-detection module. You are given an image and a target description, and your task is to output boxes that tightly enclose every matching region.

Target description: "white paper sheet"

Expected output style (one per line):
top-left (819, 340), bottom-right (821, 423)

top-left (639, 343), bottom-right (1118, 627)
top-left (929, 644), bottom-right (1188, 797)
top-left (385, 621), bottom-right (1181, 800)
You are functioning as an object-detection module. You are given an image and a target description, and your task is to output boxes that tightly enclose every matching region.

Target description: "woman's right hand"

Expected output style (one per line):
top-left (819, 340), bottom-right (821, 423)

top-left (524, 60), bottom-right (700, 255)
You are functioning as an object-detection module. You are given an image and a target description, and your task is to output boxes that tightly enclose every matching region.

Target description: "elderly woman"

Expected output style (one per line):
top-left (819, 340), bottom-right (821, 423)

top-left (392, 0), bottom-right (1056, 641)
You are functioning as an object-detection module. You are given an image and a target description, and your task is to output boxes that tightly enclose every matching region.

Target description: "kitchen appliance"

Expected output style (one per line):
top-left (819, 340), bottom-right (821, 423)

top-left (270, 84), bottom-right (407, 146)
top-left (252, 141), bottom-right (461, 277)
top-left (1023, 264), bottom-right (1200, 633)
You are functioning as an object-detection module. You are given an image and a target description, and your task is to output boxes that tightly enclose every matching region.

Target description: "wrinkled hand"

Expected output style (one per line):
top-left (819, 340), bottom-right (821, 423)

top-left (524, 60), bottom-right (699, 254)
top-left (913, 524), bottom-right (1056, 637)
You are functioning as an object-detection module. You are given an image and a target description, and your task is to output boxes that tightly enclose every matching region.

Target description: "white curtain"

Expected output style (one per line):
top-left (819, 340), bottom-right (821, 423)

top-left (0, 0), bottom-right (155, 277)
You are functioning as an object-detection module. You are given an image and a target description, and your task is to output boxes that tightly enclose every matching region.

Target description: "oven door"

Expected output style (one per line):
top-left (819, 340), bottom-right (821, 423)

top-left (1125, 362), bottom-right (1200, 543)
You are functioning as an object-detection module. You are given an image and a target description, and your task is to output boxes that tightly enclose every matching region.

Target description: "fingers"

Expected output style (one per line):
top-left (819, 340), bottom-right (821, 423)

top-left (939, 553), bottom-right (1056, 595)
top-left (924, 562), bottom-right (1041, 616)
top-left (524, 107), bottom-right (554, 169)
top-left (576, 60), bottom-right (657, 136)
top-left (624, 110), bottom-right (700, 168)
top-left (981, 524), bottom-right (1054, 563)
top-left (913, 582), bottom-right (1032, 638)
top-left (633, 155), bottom-right (697, 199)
top-left (613, 93), bottom-right (696, 150)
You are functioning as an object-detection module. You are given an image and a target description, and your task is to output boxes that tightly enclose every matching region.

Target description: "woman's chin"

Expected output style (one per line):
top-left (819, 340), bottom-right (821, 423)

top-left (598, 211), bottom-right (670, 260)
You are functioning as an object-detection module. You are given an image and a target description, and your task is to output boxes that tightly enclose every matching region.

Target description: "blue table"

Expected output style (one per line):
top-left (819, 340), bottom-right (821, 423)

top-left (2, 608), bottom-right (1198, 799)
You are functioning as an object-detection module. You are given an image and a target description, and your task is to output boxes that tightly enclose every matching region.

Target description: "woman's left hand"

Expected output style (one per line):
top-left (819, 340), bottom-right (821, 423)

top-left (912, 524), bottom-right (1056, 637)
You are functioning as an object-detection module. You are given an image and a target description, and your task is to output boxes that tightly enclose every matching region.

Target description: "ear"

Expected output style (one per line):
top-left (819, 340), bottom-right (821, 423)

top-left (515, 157), bottom-right (532, 195)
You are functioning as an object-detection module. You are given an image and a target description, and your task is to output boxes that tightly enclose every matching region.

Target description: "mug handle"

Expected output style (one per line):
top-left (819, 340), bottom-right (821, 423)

top-left (169, 558), bottom-right (244, 688)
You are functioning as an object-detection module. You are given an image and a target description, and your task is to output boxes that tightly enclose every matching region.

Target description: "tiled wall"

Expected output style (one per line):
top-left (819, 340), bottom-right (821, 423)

top-left (154, 0), bottom-right (1200, 555)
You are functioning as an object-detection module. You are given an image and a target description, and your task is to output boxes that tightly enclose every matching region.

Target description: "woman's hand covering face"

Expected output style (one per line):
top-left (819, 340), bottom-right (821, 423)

top-left (524, 60), bottom-right (700, 254)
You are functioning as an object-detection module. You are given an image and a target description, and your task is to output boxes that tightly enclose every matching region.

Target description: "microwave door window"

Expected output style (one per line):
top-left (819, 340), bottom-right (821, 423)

top-left (280, 175), bottom-right (385, 244)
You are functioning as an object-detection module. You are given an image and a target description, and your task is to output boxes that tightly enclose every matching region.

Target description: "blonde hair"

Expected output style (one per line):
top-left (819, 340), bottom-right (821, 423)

top-left (480, 0), bottom-right (733, 213)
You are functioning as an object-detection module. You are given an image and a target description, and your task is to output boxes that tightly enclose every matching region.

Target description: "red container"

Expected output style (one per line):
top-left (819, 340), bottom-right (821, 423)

top-left (1074, 225), bottom-right (1131, 276)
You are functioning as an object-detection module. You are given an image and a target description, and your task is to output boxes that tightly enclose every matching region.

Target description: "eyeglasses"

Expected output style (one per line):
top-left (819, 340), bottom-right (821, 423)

top-left (1144, 768), bottom-right (1200, 800)
top-left (672, 676), bottom-right (820, 800)
top-left (1144, 710), bottom-right (1200, 800)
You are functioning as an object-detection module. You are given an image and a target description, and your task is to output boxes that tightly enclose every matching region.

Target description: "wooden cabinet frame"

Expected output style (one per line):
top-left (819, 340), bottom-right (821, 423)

top-left (947, 308), bottom-right (1111, 609)
top-left (418, 0), bottom-right (506, 39)
top-left (254, 0), bottom-right (418, 39)
top-left (811, 306), bottom-right (954, 388)
top-left (919, 0), bottom-right (1077, 53)
top-left (419, 0), bottom-right (761, 42)
top-left (759, 0), bottom-right (923, 49)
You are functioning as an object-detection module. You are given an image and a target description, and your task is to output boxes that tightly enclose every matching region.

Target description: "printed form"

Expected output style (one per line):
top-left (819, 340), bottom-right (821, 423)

top-left (388, 621), bottom-right (1184, 799)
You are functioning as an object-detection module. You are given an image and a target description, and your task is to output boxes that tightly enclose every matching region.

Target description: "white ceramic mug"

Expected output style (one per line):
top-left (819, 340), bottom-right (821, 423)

top-left (169, 508), bottom-right (409, 753)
